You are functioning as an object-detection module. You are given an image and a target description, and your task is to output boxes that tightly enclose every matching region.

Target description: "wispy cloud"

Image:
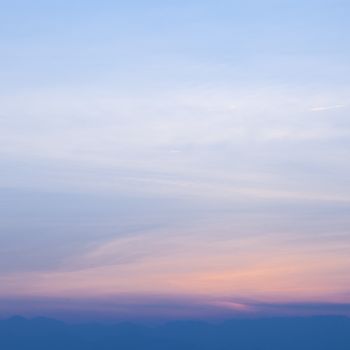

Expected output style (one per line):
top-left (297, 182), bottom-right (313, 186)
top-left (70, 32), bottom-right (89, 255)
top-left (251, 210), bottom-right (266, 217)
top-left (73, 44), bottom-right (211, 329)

top-left (310, 104), bottom-right (345, 112)
top-left (1, 86), bottom-right (350, 201)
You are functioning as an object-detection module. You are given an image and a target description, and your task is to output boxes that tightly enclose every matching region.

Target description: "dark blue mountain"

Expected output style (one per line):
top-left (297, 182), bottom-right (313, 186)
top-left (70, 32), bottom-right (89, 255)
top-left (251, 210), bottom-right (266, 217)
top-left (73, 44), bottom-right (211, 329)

top-left (0, 315), bottom-right (349, 349)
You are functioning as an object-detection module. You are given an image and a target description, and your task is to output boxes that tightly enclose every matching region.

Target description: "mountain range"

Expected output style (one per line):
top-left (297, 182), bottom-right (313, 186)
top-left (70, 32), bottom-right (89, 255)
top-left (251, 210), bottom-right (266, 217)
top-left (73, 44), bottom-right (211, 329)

top-left (1, 315), bottom-right (350, 349)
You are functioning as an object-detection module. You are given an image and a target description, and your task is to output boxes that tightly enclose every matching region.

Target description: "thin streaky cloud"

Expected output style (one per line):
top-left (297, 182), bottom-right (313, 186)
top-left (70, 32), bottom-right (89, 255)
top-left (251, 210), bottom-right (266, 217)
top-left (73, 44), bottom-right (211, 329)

top-left (310, 104), bottom-right (346, 112)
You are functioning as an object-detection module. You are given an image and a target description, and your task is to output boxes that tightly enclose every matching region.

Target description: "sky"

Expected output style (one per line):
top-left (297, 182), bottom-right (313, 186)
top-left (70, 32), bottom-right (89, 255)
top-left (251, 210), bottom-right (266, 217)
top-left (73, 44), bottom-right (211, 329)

top-left (1, 0), bottom-right (350, 321)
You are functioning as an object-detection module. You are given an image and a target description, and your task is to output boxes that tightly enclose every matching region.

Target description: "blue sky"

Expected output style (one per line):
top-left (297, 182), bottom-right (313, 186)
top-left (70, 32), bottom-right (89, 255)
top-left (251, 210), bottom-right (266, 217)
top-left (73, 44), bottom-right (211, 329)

top-left (1, 0), bottom-right (350, 320)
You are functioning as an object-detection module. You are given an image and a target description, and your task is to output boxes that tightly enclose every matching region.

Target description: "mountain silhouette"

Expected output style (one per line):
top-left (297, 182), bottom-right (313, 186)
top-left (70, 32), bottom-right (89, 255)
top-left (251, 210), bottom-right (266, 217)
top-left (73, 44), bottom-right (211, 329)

top-left (0, 315), bottom-right (349, 349)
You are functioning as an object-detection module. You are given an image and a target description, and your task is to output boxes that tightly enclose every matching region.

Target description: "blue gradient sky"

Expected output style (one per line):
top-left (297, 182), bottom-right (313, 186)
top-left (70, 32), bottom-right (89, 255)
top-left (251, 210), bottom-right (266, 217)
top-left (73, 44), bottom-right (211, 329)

top-left (1, 0), bottom-right (350, 320)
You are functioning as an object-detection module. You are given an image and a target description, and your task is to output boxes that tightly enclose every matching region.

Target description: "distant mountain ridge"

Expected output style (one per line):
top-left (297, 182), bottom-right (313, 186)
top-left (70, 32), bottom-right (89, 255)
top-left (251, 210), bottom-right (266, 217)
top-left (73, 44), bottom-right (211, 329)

top-left (1, 315), bottom-right (350, 349)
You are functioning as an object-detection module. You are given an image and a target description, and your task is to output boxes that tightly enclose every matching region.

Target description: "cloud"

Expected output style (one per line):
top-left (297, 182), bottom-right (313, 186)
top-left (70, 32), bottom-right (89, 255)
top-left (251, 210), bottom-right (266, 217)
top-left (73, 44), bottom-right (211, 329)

top-left (1, 85), bottom-right (350, 204)
top-left (2, 216), bottom-right (350, 305)
top-left (310, 105), bottom-right (345, 112)
top-left (1, 295), bottom-right (350, 321)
